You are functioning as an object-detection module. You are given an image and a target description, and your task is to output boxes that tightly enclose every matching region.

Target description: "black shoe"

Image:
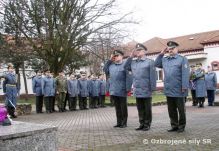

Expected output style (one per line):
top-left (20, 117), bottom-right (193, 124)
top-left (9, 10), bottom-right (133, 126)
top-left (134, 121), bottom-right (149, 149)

top-left (11, 115), bottom-right (17, 118)
top-left (119, 124), bottom-right (127, 128)
top-left (142, 126), bottom-right (150, 131)
top-left (135, 126), bottom-right (144, 130)
top-left (177, 128), bottom-right (185, 133)
top-left (167, 127), bottom-right (178, 132)
top-left (114, 124), bottom-right (121, 128)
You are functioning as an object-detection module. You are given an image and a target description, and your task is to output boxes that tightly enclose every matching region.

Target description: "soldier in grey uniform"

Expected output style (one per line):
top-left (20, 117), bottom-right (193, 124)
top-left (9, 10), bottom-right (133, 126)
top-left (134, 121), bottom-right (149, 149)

top-left (194, 63), bottom-right (206, 108)
top-left (67, 74), bottom-right (79, 110)
top-left (103, 50), bottom-right (132, 128)
top-left (89, 75), bottom-right (100, 108)
top-left (32, 70), bottom-right (44, 113)
top-left (205, 66), bottom-right (217, 106)
top-left (124, 43), bottom-right (156, 131)
top-left (78, 72), bottom-right (89, 110)
top-left (99, 74), bottom-right (106, 107)
top-left (1, 64), bottom-right (20, 118)
top-left (42, 70), bottom-right (56, 113)
top-left (189, 65), bottom-right (197, 106)
top-left (155, 41), bottom-right (190, 133)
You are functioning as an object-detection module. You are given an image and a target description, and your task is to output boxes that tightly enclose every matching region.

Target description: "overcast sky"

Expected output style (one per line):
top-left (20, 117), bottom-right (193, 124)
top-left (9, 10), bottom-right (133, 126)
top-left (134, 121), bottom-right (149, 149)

top-left (116, 0), bottom-right (219, 43)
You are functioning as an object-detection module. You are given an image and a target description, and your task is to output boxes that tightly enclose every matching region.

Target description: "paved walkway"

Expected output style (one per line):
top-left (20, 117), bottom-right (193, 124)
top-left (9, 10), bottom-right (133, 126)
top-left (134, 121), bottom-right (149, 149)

top-left (15, 100), bottom-right (219, 151)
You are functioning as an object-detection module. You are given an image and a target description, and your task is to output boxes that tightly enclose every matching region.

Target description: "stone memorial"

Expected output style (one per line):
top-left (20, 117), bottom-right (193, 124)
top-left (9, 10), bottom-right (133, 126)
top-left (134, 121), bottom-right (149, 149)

top-left (0, 121), bottom-right (58, 151)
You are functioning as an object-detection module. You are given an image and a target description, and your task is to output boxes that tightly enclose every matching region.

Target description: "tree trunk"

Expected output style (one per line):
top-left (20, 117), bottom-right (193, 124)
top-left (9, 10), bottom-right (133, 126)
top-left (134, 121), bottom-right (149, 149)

top-left (22, 62), bottom-right (28, 100)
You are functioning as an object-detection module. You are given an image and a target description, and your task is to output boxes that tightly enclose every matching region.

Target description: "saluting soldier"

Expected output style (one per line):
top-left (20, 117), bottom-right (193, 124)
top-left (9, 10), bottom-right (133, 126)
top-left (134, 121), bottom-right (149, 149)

top-left (32, 70), bottom-right (44, 113)
top-left (103, 50), bottom-right (132, 128)
top-left (124, 43), bottom-right (156, 131)
top-left (194, 63), bottom-right (206, 108)
top-left (78, 72), bottom-right (89, 110)
top-left (99, 74), bottom-right (106, 107)
top-left (67, 74), bottom-right (79, 111)
top-left (189, 65), bottom-right (197, 106)
top-left (89, 75), bottom-right (100, 108)
top-left (42, 70), bottom-right (56, 113)
top-left (56, 71), bottom-right (67, 112)
top-left (0, 64), bottom-right (20, 118)
top-left (155, 41), bottom-right (190, 133)
top-left (205, 66), bottom-right (217, 106)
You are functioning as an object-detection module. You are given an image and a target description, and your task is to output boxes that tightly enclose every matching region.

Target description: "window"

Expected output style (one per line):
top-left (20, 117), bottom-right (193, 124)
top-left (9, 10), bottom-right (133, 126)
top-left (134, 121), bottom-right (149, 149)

top-left (211, 61), bottom-right (219, 71)
top-left (156, 69), bottom-right (163, 81)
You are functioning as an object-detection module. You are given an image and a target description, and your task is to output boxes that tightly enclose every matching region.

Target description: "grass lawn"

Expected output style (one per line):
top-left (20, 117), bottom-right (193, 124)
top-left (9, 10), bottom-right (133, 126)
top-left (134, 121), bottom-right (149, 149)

top-left (17, 92), bottom-right (166, 105)
top-left (105, 92), bottom-right (166, 105)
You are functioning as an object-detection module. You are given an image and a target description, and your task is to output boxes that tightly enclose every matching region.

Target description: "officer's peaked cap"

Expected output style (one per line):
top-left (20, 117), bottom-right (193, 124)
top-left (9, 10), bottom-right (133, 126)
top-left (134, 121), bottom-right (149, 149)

top-left (135, 43), bottom-right (147, 51)
top-left (113, 50), bottom-right (124, 56)
top-left (167, 41), bottom-right (179, 48)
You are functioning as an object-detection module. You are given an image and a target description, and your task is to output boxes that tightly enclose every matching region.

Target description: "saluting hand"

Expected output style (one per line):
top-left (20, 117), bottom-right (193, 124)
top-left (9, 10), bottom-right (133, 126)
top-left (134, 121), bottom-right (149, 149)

top-left (110, 54), bottom-right (115, 61)
top-left (160, 47), bottom-right (168, 55)
top-left (130, 48), bottom-right (136, 58)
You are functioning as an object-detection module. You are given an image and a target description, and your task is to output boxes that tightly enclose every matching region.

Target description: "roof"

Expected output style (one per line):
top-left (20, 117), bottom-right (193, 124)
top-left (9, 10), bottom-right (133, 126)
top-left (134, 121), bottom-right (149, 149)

top-left (123, 30), bottom-right (219, 55)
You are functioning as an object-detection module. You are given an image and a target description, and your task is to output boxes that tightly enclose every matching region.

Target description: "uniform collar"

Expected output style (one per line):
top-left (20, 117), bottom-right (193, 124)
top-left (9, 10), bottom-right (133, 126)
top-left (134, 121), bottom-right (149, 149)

top-left (166, 54), bottom-right (178, 59)
top-left (114, 60), bottom-right (123, 65)
top-left (137, 55), bottom-right (147, 61)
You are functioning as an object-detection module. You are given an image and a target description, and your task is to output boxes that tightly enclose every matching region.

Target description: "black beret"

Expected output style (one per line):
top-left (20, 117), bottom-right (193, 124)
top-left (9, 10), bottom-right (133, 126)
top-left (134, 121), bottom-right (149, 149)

top-left (113, 50), bottom-right (124, 56)
top-left (167, 41), bottom-right (179, 48)
top-left (80, 71), bottom-right (86, 75)
top-left (135, 43), bottom-right (147, 51)
top-left (196, 63), bottom-right (202, 66)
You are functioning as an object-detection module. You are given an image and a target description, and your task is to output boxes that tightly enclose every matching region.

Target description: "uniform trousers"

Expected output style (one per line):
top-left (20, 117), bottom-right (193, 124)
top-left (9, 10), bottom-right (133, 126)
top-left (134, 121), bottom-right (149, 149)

top-left (69, 97), bottom-right (77, 110)
top-left (191, 90), bottom-right (197, 106)
top-left (99, 95), bottom-right (106, 107)
top-left (167, 97), bottom-right (186, 130)
top-left (207, 90), bottom-right (215, 105)
top-left (90, 96), bottom-right (98, 108)
top-left (35, 95), bottom-right (43, 113)
top-left (136, 97), bottom-right (152, 128)
top-left (57, 92), bottom-right (66, 111)
top-left (44, 96), bottom-right (53, 113)
top-left (111, 95), bottom-right (128, 126)
top-left (79, 96), bottom-right (87, 109)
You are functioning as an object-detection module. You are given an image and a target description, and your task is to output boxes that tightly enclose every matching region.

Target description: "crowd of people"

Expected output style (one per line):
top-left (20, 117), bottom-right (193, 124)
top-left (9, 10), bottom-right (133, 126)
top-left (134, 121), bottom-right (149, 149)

top-left (0, 40), bottom-right (218, 134)
top-left (189, 63), bottom-right (217, 107)
top-left (32, 70), bottom-right (107, 114)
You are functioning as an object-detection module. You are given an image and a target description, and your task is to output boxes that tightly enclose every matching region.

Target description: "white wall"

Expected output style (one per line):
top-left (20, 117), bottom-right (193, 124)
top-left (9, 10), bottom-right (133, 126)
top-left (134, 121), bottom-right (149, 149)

top-left (204, 44), bottom-right (219, 83)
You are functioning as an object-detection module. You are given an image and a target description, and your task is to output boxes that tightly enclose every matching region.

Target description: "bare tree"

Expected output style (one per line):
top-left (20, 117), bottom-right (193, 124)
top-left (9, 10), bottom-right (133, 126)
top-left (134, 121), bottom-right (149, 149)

top-left (0, 0), bottom-right (132, 75)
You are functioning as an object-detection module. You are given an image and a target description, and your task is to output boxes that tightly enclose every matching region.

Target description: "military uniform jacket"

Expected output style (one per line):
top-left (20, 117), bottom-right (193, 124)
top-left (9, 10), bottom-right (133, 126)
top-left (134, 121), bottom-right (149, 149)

top-left (103, 60), bottom-right (133, 97)
top-left (194, 69), bottom-right (206, 97)
top-left (90, 79), bottom-right (100, 97)
top-left (205, 72), bottom-right (217, 90)
top-left (42, 76), bottom-right (56, 97)
top-left (1, 72), bottom-right (20, 93)
top-left (155, 54), bottom-right (190, 97)
top-left (1, 72), bottom-right (20, 107)
top-left (56, 76), bottom-right (67, 93)
top-left (32, 76), bottom-right (43, 96)
top-left (67, 79), bottom-right (79, 97)
top-left (124, 56), bottom-right (156, 98)
top-left (78, 79), bottom-right (89, 97)
top-left (99, 80), bottom-right (106, 95)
